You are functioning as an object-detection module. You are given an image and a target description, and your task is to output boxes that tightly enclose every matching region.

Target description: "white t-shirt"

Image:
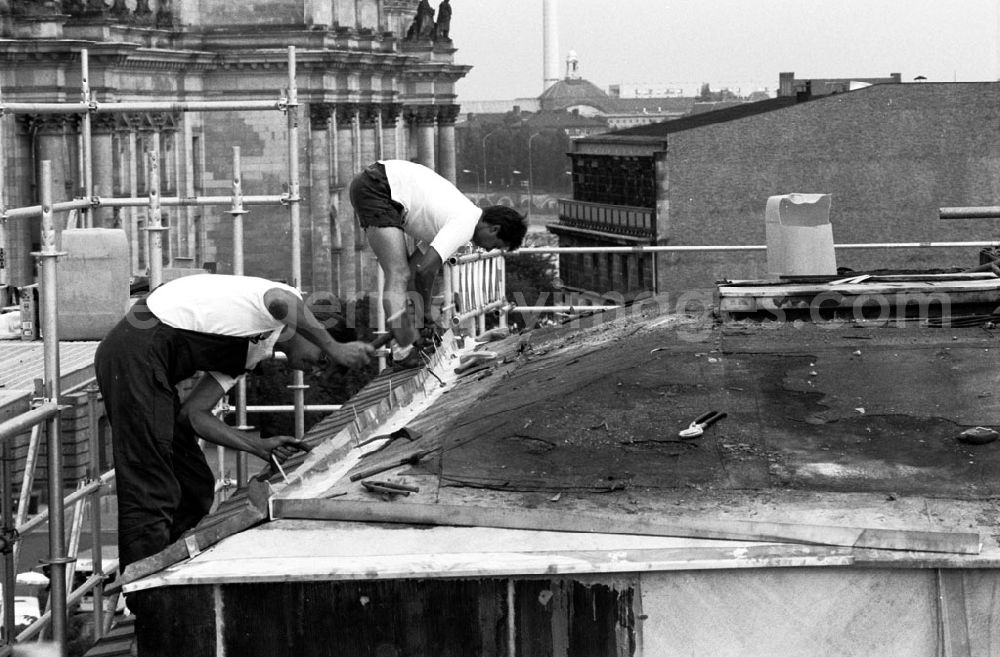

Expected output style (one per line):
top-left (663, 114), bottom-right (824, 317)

top-left (380, 159), bottom-right (482, 260)
top-left (147, 274), bottom-right (300, 391)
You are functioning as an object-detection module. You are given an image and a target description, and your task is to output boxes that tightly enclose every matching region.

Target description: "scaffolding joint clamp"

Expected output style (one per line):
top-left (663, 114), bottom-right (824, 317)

top-left (0, 526), bottom-right (19, 554)
top-left (39, 556), bottom-right (76, 567)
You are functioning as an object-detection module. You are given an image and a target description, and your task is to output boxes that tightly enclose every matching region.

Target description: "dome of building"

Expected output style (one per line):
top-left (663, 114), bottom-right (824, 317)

top-left (538, 51), bottom-right (611, 114)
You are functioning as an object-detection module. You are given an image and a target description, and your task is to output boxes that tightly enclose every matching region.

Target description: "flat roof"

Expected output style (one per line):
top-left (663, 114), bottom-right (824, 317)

top-left (0, 340), bottom-right (100, 418)
top-left (125, 291), bottom-right (1000, 590)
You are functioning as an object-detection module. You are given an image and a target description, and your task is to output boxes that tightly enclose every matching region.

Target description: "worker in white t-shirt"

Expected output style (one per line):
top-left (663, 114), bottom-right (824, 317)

top-left (94, 274), bottom-right (374, 570)
top-left (350, 160), bottom-right (527, 367)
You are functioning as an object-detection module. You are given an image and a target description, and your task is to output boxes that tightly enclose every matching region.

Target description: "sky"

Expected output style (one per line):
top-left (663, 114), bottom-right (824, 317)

top-left (451, 0), bottom-right (1000, 101)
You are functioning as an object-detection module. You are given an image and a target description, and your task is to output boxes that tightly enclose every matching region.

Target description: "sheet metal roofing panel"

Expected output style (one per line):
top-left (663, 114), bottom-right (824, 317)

top-left (121, 353), bottom-right (440, 584)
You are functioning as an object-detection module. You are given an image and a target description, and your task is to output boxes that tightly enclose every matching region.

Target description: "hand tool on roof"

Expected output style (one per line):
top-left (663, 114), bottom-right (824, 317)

top-left (679, 410), bottom-right (727, 438)
top-left (358, 427), bottom-right (421, 456)
top-left (475, 327), bottom-right (511, 343)
top-left (361, 479), bottom-right (420, 497)
top-left (349, 445), bottom-right (437, 481)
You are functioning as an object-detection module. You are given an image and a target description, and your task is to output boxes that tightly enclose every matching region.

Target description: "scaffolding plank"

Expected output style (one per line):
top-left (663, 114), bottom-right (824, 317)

top-left (271, 499), bottom-right (981, 555)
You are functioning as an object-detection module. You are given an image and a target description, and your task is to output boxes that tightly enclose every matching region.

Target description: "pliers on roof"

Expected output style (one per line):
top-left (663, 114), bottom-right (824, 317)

top-left (679, 410), bottom-right (727, 438)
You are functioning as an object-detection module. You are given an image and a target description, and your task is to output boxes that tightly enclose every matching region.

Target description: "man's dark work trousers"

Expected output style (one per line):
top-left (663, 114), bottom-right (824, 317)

top-left (95, 300), bottom-right (248, 568)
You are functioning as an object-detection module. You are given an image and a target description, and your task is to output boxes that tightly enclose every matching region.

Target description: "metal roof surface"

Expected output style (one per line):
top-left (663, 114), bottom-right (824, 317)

top-left (125, 292), bottom-right (1000, 590)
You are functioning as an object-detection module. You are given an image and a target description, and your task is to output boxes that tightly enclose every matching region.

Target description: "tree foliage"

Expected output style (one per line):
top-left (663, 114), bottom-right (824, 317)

top-left (456, 113), bottom-right (573, 193)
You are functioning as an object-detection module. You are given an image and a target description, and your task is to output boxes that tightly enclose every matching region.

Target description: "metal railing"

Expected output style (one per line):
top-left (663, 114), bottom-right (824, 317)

top-left (0, 384), bottom-right (118, 647)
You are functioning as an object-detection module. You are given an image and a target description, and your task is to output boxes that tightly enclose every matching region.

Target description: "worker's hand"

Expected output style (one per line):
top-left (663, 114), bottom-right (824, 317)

top-left (262, 436), bottom-right (311, 463)
top-left (330, 341), bottom-right (376, 369)
top-left (418, 324), bottom-right (444, 347)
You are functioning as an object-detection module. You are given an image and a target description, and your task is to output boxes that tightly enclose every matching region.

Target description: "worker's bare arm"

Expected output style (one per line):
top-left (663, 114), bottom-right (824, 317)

top-left (177, 375), bottom-right (303, 461)
top-left (262, 287), bottom-right (372, 368)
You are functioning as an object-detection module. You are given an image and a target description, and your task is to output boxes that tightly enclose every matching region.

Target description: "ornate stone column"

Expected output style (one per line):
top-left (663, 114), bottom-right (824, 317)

top-left (308, 103), bottom-right (335, 294)
top-left (335, 103), bottom-right (359, 296)
top-left (406, 104), bottom-right (437, 170)
top-left (357, 103), bottom-right (381, 294)
top-left (380, 103), bottom-right (402, 161)
top-left (24, 115), bottom-right (75, 207)
top-left (115, 113), bottom-right (142, 273)
top-left (436, 104), bottom-right (460, 184)
top-left (358, 103), bottom-right (379, 170)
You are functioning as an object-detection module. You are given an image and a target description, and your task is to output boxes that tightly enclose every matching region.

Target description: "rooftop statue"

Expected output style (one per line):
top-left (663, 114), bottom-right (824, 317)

top-left (405, 0), bottom-right (436, 41)
top-left (434, 0), bottom-right (451, 41)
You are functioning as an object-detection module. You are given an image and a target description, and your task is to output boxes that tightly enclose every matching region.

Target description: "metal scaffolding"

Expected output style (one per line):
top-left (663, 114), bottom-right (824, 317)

top-left (0, 46), bottom-right (306, 657)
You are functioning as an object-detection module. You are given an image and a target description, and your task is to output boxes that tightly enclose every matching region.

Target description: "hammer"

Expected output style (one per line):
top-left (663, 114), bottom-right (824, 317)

top-left (371, 332), bottom-right (393, 356)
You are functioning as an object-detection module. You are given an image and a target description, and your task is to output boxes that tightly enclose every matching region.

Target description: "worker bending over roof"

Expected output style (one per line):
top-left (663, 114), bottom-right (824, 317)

top-left (95, 274), bottom-right (373, 571)
top-left (350, 160), bottom-right (527, 368)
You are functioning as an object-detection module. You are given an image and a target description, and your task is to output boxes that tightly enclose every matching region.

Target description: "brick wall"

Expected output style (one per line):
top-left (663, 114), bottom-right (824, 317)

top-left (656, 82), bottom-right (1000, 293)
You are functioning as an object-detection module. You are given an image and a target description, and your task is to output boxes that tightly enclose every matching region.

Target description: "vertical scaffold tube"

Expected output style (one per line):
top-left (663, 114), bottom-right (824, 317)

top-left (39, 161), bottom-right (70, 656)
top-left (476, 260), bottom-right (486, 336)
top-left (0, 78), bottom-right (7, 293)
top-left (1, 420), bottom-right (15, 645)
top-left (286, 46), bottom-right (306, 441)
top-left (146, 143), bottom-right (164, 289)
top-left (230, 146), bottom-right (250, 486)
top-left (442, 262), bottom-right (454, 327)
top-left (376, 266), bottom-right (386, 372)
top-left (85, 384), bottom-right (105, 639)
top-left (80, 49), bottom-right (93, 228)
top-left (498, 255), bottom-right (509, 329)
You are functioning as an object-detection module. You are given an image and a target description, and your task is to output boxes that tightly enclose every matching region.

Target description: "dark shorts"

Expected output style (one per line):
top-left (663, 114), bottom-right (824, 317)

top-left (350, 162), bottom-right (406, 229)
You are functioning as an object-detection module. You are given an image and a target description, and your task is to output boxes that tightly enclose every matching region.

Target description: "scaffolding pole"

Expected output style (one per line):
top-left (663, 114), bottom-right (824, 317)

top-left (1, 194), bottom-right (288, 221)
top-left (145, 146), bottom-right (166, 289)
top-left (517, 241), bottom-right (1000, 255)
top-left (36, 161), bottom-right (70, 657)
top-left (230, 146), bottom-right (250, 487)
top-left (0, 78), bottom-right (6, 294)
top-left (80, 50), bottom-right (93, 228)
top-left (285, 46), bottom-right (307, 441)
top-left (0, 99), bottom-right (287, 115)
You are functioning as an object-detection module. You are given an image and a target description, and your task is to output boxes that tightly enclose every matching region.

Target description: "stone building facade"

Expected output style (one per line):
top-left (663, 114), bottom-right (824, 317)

top-left (0, 0), bottom-right (467, 300)
top-left (552, 82), bottom-right (1000, 299)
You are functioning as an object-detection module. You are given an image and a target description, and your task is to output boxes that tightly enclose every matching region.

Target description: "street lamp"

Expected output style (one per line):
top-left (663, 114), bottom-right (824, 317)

top-left (527, 132), bottom-right (541, 219)
top-left (482, 129), bottom-right (499, 195)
